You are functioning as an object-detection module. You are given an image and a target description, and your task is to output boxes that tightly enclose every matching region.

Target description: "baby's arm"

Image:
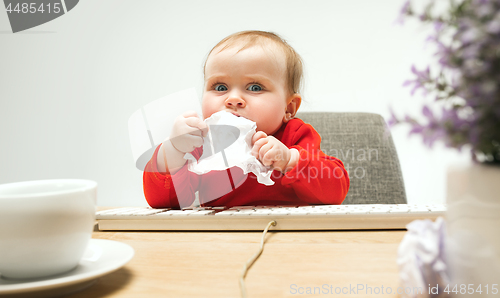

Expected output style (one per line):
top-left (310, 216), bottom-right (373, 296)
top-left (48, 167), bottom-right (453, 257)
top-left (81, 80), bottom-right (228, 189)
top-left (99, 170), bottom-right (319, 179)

top-left (143, 145), bottom-right (203, 208)
top-left (144, 111), bottom-right (206, 209)
top-left (281, 123), bottom-right (349, 204)
top-left (252, 124), bottom-right (350, 205)
top-left (157, 111), bottom-right (207, 174)
top-left (284, 147), bottom-right (349, 205)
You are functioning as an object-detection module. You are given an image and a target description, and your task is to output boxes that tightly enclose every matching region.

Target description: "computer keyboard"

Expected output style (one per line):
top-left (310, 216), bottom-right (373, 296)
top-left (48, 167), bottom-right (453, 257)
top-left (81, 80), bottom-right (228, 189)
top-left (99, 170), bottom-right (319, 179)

top-left (95, 203), bottom-right (446, 231)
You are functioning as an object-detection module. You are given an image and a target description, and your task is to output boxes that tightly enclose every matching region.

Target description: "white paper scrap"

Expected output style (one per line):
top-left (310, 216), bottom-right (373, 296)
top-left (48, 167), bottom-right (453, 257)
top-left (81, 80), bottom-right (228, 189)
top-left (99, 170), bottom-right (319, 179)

top-left (184, 111), bottom-right (274, 186)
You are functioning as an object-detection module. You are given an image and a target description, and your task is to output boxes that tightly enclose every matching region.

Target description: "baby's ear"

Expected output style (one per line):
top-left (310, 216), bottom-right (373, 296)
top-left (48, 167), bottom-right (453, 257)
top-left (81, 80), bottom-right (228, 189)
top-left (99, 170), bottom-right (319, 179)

top-left (286, 93), bottom-right (302, 117)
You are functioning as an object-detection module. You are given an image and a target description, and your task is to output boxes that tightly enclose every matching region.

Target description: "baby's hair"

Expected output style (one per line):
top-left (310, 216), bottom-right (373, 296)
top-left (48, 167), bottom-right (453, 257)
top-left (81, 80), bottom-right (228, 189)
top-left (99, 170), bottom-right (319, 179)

top-left (204, 30), bottom-right (304, 97)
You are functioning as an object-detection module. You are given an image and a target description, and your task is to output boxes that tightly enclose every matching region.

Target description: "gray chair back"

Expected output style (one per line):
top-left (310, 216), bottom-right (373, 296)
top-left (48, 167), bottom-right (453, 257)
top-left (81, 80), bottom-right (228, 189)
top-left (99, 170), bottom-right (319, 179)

top-left (296, 112), bottom-right (407, 204)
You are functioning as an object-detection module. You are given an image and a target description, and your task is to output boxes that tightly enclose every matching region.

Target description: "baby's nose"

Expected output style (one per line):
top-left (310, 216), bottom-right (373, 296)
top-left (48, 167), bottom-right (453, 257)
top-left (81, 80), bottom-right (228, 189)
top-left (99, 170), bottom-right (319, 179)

top-left (225, 95), bottom-right (246, 108)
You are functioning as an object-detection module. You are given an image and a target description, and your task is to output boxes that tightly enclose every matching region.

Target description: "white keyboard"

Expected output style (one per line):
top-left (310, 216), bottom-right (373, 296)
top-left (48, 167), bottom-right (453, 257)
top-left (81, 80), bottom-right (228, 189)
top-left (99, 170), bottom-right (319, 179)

top-left (95, 204), bottom-right (446, 231)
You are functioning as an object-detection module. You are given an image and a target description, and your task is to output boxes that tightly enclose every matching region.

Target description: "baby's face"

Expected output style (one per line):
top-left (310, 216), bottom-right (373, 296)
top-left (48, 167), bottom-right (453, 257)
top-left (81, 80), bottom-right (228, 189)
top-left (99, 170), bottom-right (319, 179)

top-left (202, 44), bottom-right (290, 135)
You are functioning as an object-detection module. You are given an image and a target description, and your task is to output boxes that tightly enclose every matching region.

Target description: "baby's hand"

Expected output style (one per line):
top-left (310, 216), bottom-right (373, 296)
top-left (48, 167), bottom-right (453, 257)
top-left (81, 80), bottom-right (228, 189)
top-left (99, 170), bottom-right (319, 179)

top-left (251, 131), bottom-right (297, 172)
top-left (170, 111), bottom-right (208, 153)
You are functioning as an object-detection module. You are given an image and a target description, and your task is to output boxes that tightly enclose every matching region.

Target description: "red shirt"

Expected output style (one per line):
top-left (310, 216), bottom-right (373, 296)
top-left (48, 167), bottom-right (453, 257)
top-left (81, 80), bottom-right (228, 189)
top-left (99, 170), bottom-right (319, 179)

top-left (143, 118), bottom-right (350, 209)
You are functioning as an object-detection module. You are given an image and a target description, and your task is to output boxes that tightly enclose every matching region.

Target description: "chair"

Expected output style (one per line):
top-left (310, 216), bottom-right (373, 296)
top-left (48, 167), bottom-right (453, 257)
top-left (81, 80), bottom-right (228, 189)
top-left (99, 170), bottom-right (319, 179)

top-left (296, 112), bottom-right (407, 204)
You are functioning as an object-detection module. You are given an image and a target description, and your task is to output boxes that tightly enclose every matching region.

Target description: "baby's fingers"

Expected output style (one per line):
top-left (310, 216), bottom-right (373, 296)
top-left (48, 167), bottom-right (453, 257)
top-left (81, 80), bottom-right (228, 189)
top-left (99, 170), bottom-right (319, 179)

top-left (259, 143), bottom-right (276, 166)
top-left (181, 110), bottom-right (199, 118)
top-left (252, 131), bottom-right (267, 145)
top-left (170, 134), bottom-right (204, 153)
top-left (251, 137), bottom-right (269, 158)
top-left (187, 134), bottom-right (204, 148)
top-left (185, 117), bottom-right (209, 137)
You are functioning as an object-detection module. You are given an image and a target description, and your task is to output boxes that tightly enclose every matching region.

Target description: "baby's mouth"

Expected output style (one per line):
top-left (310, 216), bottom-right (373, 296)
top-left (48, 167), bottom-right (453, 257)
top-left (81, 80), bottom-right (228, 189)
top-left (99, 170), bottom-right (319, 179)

top-left (225, 110), bottom-right (253, 122)
top-left (228, 111), bottom-right (241, 117)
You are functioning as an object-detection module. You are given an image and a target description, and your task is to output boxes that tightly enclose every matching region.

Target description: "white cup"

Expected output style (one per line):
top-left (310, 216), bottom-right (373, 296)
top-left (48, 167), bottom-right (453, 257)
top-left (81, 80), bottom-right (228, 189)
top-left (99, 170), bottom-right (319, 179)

top-left (0, 179), bottom-right (96, 279)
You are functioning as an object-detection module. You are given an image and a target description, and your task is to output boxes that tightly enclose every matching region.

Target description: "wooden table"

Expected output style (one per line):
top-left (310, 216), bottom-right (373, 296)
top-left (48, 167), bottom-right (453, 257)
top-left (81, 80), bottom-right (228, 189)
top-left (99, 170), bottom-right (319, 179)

top-left (67, 227), bottom-right (407, 298)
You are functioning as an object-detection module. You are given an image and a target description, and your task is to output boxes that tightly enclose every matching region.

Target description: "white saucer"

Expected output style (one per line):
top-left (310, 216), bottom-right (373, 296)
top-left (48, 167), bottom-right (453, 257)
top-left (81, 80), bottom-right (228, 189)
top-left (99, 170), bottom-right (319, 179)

top-left (0, 239), bottom-right (134, 297)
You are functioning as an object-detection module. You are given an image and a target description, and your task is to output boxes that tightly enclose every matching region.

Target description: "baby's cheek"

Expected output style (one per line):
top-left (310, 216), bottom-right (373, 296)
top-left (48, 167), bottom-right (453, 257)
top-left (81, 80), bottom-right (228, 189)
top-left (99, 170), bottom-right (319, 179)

top-left (201, 100), bottom-right (215, 119)
top-left (258, 118), bottom-right (284, 135)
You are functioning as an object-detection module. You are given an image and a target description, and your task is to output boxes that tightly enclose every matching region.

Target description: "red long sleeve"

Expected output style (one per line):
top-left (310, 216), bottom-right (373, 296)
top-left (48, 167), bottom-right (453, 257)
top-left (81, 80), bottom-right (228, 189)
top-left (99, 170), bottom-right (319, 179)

top-left (143, 118), bottom-right (350, 208)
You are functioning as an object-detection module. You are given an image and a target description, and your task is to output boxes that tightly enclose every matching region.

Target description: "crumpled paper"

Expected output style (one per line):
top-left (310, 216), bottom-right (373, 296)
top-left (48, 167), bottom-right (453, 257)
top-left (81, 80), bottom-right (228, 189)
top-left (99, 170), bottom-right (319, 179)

top-left (184, 111), bottom-right (274, 186)
top-left (397, 217), bottom-right (450, 298)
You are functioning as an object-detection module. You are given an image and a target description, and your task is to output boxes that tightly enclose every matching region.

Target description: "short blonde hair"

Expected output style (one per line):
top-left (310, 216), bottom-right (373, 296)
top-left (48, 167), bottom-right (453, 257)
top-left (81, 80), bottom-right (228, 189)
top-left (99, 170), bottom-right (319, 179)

top-left (203, 30), bottom-right (304, 97)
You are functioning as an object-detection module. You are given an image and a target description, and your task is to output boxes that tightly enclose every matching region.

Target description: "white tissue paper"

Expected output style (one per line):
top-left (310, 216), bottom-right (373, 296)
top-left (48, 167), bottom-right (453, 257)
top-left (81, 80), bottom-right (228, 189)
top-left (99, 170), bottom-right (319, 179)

top-left (184, 111), bottom-right (274, 186)
top-left (397, 217), bottom-right (450, 298)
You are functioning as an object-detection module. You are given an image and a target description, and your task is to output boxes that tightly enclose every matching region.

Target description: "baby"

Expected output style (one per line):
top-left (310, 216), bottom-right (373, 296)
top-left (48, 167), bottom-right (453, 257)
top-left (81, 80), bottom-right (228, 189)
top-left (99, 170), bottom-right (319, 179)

top-left (143, 30), bottom-right (350, 208)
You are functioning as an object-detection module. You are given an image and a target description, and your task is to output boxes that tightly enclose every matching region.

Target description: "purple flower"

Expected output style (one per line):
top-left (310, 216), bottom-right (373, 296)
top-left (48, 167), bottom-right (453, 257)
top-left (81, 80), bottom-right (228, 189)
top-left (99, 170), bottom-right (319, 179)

top-left (387, 107), bottom-right (400, 127)
top-left (422, 105), bottom-right (434, 121)
top-left (475, 2), bottom-right (493, 17)
top-left (394, 0), bottom-right (500, 162)
top-left (404, 65), bottom-right (432, 96)
top-left (434, 21), bottom-right (444, 32)
top-left (461, 44), bottom-right (480, 60)
top-left (486, 12), bottom-right (500, 33)
top-left (460, 27), bottom-right (482, 44)
top-left (395, 0), bottom-right (411, 25)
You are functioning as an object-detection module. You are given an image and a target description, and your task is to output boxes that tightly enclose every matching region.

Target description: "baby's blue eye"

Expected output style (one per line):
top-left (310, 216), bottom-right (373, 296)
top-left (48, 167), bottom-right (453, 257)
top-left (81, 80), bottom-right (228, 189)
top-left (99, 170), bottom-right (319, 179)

top-left (215, 85), bottom-right (227, 92)
top-left (248, 84), bottom-right (262, 92)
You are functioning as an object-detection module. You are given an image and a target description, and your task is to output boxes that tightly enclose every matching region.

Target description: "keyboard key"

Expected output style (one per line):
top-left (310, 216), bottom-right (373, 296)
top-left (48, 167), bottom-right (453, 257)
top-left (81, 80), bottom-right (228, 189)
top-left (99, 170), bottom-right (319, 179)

top-left (347, 208), bottom-right (371, 214)
top-left (308, 210), bottom-right (330, 215)
top-left (133, 209), bottom-right (168, 216)
top-left (228, 206), bottom-right (256, 210)
top-left (233, 212), bottom-right (254, 216)
top-left (252, 210), bottom-right (272, 215)
top-left (388, 207), bottom-right (410, 214)
top-left (270, 210), bottom-right (291, 215)
top-left (368, 206), bottom-right (391, 214)
top-left (427, 204), bottom-right (446, 212)
top-left (408, 206), bottom-right (431, 213)
top-left (212, 206), bottom-right (227, 210)
top-left (214, 210), bottom-right (238, 216)
top-left (182, 207), bottom-right (212, 211)
top-left (165, 210), bottom-right (198, 216)
top-left (237, 210), bottom-right (256, 213)
top-left (189, 210), bottom-right (216, 216)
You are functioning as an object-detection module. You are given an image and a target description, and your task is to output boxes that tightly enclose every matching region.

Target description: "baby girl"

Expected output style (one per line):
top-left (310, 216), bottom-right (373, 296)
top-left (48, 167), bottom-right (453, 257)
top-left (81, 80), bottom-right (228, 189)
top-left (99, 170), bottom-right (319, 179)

top-left (143, 30), bottom-right (350, 208)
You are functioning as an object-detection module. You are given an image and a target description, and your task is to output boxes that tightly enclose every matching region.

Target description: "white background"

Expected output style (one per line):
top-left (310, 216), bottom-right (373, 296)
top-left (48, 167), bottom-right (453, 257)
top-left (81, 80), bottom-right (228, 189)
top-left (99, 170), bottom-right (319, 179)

top-left (0, 0), bottom-right (469, 206)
